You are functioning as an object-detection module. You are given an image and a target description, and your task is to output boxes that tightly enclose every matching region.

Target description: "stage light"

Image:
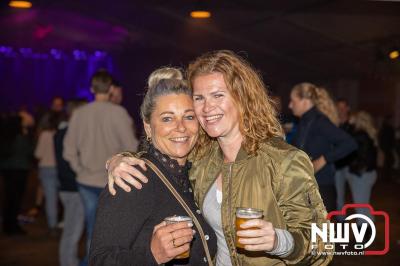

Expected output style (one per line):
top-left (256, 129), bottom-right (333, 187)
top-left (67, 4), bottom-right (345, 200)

top-left (389, 50), bottom-right (399, 60)
top-left (9, 1), bottom-right (32, 9)
top-left (190, 10), bottom-right (211, 19)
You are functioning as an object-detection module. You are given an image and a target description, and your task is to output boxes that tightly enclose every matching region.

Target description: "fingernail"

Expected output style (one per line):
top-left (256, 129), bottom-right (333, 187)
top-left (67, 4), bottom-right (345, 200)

top-left (188, 222), bottom-right (193, 227)
top-left (192, 230), bottom-right (196, 235)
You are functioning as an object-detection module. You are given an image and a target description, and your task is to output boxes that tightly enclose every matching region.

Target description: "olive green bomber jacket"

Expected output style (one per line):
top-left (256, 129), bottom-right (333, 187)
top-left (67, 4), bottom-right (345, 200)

top-left (189, 137), bottom-right (333, 265)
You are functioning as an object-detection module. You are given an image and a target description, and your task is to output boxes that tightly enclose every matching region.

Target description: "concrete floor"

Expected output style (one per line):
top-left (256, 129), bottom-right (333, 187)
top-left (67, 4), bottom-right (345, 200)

top-left (0, 170), bottom-right (399, 266)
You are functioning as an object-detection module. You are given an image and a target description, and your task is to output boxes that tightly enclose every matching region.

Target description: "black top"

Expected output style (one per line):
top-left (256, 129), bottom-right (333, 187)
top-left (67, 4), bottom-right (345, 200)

top-left (292, 107), bottom-right (357, 185)
top-left (378, 121), bottom-right (395, 152)
top-left (348, 130), bottom-right (377, 175)
top-left (335, 122), bottom-right (355, 169)
top-left (89, 145), bottom-right (217, 266)
top-left (54, 124), bottom-right (78, 191)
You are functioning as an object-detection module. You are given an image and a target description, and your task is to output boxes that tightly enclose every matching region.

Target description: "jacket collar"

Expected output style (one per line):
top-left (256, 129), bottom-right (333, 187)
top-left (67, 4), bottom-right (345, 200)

top-left (301, 106), bottom-right (318, 122)
top-left (215, 141), bottom-right (251, 164)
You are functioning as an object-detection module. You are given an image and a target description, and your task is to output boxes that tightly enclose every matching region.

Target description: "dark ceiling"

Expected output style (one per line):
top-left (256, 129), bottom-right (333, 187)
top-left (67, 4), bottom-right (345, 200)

top-left (1, 0), bottom-right (400, 82)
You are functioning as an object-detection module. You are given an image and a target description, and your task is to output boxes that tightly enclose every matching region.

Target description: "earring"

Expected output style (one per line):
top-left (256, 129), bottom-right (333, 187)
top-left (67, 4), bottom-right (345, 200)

top-left (146, 135), bottom-right (151, 142)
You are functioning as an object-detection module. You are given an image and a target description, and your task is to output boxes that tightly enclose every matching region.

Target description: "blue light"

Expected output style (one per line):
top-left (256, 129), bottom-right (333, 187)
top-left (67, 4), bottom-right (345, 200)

top-left (0, 45), bottom-right (109, 62)
top-left (50, 48), bottom-right (62, 60)
top-left (0, 46), bottom-right (13, 54)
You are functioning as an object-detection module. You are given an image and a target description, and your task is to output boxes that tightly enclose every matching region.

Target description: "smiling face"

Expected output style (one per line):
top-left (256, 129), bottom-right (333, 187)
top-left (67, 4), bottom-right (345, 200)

top-left (192, 72), bottom-right (241, 140)
top-left (144, 93), bottom-right (199, 165)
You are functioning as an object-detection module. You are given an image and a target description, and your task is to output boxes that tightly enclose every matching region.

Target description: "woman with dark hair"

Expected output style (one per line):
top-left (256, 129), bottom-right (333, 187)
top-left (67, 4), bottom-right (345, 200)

top-left (35, 110), bottom-right (62, 233)
top-left (0, 113), bottom-right (34, 235)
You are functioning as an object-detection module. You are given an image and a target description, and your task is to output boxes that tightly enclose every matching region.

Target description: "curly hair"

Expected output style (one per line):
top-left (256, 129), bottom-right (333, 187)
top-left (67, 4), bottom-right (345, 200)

top-left (351, 111), bottom-right (378, 146)
top-left (292, 82), bottom-right (339, 126)
top-left (187, 50), bottom-right (283, 159)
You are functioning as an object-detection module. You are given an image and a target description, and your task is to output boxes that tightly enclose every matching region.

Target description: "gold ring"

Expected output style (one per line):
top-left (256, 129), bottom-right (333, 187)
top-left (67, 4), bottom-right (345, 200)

top-left (171, 233), bottom-right (176, 247)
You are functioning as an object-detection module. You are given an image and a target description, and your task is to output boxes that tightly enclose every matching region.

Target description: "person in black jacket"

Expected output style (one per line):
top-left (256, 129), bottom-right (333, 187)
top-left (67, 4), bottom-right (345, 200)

top-left (54, 99), bottom-right (87, 266)
top-left (89, 68), bottom-right (216, 266)
top-left (289, 82), bottom-right (357, 212)
top-left (0, 113), bottom-right (34, 235)
top-left (346, 111), bottom-right (378, 224)
top-left (378, 115), bottom-right (396, 180)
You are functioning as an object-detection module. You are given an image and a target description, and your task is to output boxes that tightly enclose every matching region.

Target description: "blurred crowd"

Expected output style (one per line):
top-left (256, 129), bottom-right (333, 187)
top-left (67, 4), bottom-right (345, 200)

top-left (0, 71), bottom-right (399, 265)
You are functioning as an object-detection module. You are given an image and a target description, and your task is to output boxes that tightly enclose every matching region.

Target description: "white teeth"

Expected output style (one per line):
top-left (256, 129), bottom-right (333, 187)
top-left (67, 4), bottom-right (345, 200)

top-left (170, 137), bottom-right (189, 142)
top-left (205, 114), bottom-right (223, 121)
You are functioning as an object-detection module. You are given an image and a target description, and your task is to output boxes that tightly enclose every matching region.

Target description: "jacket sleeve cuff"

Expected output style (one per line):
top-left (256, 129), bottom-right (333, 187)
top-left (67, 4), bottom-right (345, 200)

top-left (145, 236), bottom-right (160, 266)
top-left (266, 229), bottom-right (295, 258)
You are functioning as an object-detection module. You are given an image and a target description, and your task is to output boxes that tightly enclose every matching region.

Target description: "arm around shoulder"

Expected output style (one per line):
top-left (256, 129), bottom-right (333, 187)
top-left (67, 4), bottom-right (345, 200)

top-left (113, 107), bottom-right (139, 152)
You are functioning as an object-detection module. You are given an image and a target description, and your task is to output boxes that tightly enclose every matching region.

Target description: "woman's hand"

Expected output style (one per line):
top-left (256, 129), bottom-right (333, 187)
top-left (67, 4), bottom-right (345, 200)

top-left (312, 156), bottom-right (327, 173)
top-left (236, 219), bottom-right (277, 252)
top-left (150, 221), bottom-right (195, 264)
top-left (106, 155), bottom-right (148, 195)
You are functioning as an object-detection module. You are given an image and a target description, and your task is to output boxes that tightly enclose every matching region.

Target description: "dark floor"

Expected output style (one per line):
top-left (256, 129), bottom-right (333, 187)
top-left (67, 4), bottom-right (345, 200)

top-left (0, 169), bottom-right (399, 266)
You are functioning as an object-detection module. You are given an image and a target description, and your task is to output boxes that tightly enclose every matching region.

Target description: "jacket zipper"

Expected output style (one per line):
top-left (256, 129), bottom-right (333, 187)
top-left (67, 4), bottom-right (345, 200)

top-left (199, 161), bottom-right (236, 264)
top-left (199, 151), bottom-right (221, 210)
top-left (227, 163), bottom-right (238, 264)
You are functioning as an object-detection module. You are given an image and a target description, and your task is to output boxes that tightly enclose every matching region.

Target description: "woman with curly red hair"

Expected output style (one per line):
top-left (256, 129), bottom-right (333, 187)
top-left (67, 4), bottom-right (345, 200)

top-left (106, 50), bottom-right (333, 265)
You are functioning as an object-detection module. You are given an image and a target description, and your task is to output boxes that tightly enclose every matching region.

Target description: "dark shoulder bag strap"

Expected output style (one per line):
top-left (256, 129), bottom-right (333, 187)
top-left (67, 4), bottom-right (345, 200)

top-left (142, 158), bottom-right (214, 266)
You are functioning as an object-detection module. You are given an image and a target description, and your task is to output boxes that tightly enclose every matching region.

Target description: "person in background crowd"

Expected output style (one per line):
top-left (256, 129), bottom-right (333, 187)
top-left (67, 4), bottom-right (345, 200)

top-left (27, 96), bottom-right (66, 220)
top-left (395, 127), bottom-right (400, 182)
top-left (109, 80), bottom-right (123, 105)
top-left (334, 98), bottom-right (355, 213)
top-left (378, 115), bottom-right (396, 180)
top-left (35, 110), bottom-right (61, 235)
top-left (270, 95), bottom-right (298, 144)
top-left (0, 112), bottom-right (35, 235)
top-left (38, 96), bottom-right (65, 130)
top-left (63, 69), bottom-right (139, 266)
top-left (289, 83), bottom-right (357, 212)
top-left (347, 111), bottom-right (378, 224)
top-left (54, 99), bottom-right (87, 266)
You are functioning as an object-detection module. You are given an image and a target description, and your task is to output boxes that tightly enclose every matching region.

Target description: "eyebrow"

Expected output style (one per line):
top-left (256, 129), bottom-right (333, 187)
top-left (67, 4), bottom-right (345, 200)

top-left (193, 90), bottom-right (226, 96)
top-left (159, 109), bottom-right (194, 116)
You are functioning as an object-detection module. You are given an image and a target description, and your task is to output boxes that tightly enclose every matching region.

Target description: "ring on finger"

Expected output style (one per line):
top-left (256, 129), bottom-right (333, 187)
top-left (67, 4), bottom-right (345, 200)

top-left (171, 232), bottom-right (176, 247)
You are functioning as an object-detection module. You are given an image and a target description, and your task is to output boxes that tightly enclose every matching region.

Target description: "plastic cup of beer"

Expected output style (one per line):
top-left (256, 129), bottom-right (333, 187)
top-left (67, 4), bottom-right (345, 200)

top-left (164, 215), bottom-right (193, 259)
top-left (235, 207), bottom-right (263, 249)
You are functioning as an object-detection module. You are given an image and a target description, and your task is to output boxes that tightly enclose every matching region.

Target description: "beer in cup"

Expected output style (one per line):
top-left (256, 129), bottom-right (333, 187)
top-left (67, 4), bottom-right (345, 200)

top-left (164, 215), bottom-right (193, 259)
top-left (235, 207), bottom-right (263, 249)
